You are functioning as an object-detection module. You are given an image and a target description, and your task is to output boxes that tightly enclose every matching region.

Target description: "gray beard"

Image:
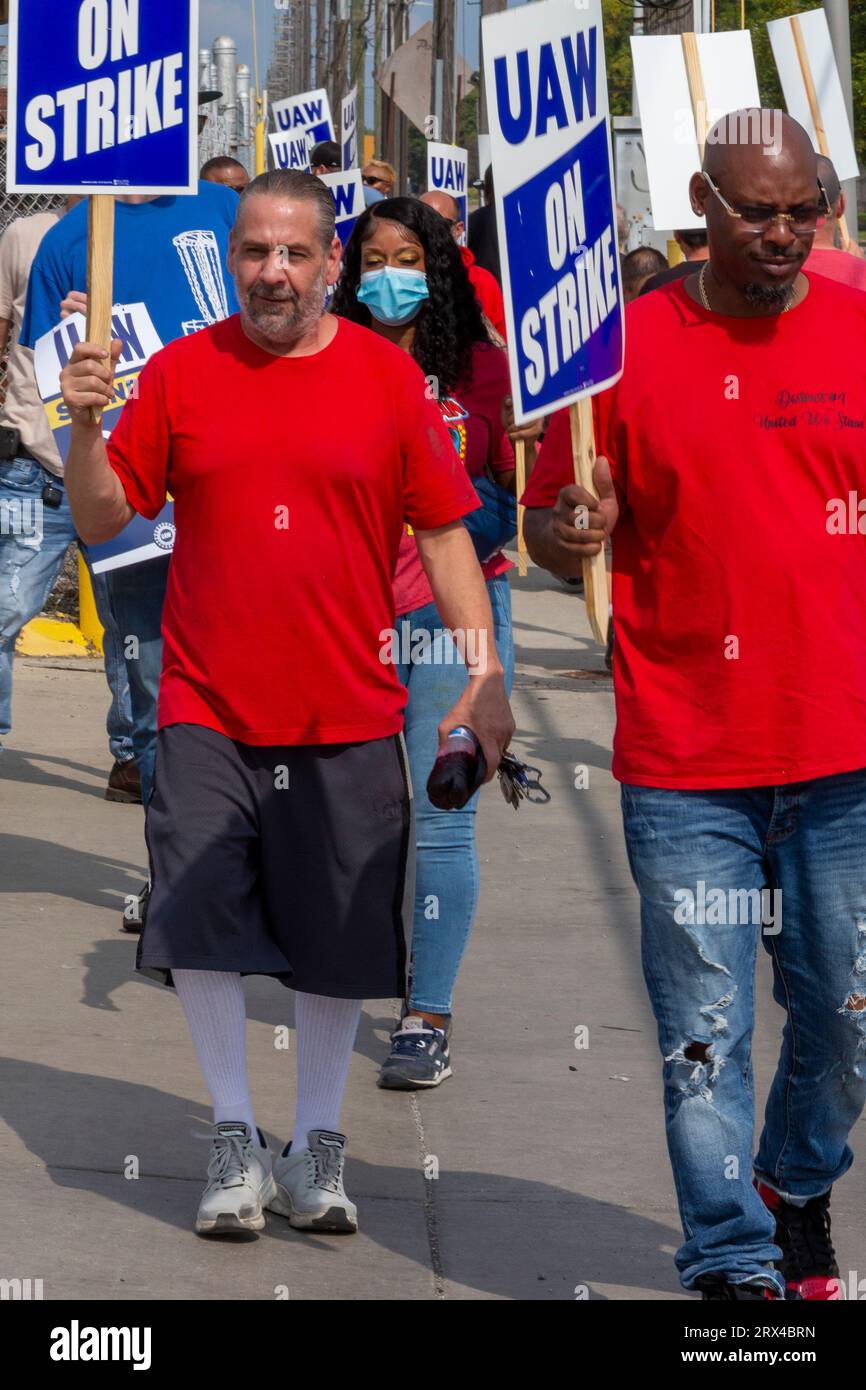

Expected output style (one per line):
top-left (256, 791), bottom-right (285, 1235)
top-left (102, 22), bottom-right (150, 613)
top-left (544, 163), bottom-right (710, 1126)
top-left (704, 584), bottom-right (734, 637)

top-left (743, 281), bottom-right (792, 309)
top-left (241, 269), bottom-right (327, 343)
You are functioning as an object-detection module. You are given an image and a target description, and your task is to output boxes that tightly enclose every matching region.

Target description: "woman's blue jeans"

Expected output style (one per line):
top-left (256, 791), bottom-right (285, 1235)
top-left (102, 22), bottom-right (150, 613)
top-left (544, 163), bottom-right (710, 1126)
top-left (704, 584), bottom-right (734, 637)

top-left (395, 574), bottom-right (514, 1015)
top-left (622, 769), bottom-right (866, 1294)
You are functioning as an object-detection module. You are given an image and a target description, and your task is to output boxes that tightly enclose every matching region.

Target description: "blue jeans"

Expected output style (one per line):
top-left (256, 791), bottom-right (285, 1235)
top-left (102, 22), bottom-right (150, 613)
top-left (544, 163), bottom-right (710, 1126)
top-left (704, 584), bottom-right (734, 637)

top-left (96, 555), bottom-right (168, 807)
top-left (622, 770), bottom-right (866, 1294)
top-left (395, 573), bottom-right (514, 1014)
top-left (0, 456), bottom-right (133, 761)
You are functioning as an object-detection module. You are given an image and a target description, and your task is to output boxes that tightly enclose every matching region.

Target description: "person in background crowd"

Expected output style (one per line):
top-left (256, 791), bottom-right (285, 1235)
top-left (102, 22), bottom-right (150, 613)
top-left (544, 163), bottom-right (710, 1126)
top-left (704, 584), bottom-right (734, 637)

top-left (332, 197), bottom-right (516, 1090)
top-left (21, 178), bottom-right (240, 928)
top-left (420, 190), bottom-right (507, 340)
top-left (621, 245), bottom-right (667, 302)
top-left (806, 156), bottom-right (866, 290)
top-left (60, 169), bottom-right (512, 1237)
top-left (200, 157), bottom-right (249, 196)
top-left (467, 165), bottom-right (501, 286)
top-left (362, 159), bottom-right (396, 199)
top-left (0, 202), bottom-right (137, 800)
top-left (640, 229), bottom-right (709, 295)
top-left (309, 141), bottom-right (342, 175)
top-left (523, 110), bottom-right (866, 1302)
top-left (616, 203), bottom-right (629, 253)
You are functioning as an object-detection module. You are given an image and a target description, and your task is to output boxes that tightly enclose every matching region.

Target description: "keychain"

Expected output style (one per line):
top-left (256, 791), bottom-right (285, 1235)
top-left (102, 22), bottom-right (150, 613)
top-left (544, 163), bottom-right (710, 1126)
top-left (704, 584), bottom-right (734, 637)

top-left (497, 751), bottom-right (550, 810)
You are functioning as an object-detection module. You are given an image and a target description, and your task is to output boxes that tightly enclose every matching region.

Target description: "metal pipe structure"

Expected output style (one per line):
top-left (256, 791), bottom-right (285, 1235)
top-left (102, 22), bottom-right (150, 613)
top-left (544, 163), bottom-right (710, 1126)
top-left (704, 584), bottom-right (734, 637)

top-left (213, 35), bottom-right (239, 156)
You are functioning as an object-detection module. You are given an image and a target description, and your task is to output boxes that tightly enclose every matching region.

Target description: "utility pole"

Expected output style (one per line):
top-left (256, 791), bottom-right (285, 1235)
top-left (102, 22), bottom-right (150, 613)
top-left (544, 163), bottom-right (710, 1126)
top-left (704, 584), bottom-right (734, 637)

top-left (350, 0), bottom-right (366, 143)
top-left (823, 0), bottom-right (858, 240)
top-left (316, 0), bottom-right (328, 87)
top-left (431, 0), bottom-right (456, 144)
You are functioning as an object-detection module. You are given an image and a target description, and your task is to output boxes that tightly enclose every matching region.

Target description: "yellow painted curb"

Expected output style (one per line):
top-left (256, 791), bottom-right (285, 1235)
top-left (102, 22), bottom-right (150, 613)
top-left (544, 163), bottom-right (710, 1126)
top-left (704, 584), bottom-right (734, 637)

top-left (17, 616), bottom-right (92, 657)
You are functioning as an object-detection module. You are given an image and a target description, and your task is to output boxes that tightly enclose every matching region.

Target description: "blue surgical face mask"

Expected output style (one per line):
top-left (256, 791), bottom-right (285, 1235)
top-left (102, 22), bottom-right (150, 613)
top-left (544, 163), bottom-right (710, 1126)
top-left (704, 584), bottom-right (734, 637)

top-left (357, 265), bottom-right (429, 325)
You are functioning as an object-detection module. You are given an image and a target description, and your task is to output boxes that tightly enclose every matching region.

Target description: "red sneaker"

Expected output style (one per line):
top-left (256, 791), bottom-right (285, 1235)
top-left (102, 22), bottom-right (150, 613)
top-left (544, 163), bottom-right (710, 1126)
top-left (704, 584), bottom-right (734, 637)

top-left (756, 1180), bottom-right (844, 1300)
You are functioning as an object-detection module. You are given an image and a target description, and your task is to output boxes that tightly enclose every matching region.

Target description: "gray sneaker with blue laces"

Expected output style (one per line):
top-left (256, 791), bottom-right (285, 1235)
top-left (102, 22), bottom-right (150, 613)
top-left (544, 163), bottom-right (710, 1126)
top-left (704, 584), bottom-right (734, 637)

top-left (377, 1015), bottom-right (453, 1089)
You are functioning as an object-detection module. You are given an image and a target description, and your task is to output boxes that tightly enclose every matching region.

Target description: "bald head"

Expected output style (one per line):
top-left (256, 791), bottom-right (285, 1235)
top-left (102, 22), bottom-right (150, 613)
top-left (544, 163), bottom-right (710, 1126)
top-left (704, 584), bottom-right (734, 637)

top-left (419, 190), bottom-right (461, 225)
top-left (689, 110), bottom-right (823, 314)
top-left (703, 109), bottom-right (815, 186)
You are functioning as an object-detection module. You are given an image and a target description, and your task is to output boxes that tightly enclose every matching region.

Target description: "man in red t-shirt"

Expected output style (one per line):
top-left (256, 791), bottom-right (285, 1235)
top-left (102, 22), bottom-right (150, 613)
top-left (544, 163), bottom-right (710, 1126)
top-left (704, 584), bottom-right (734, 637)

top-left (805, 154), bottom-right (866, 291)
top-left (60, 170), bottom-right (513, 1241)
top-left (524, 111), bottom-right (866, 1302)
top-left (420, 190), bottom-right (508, 339)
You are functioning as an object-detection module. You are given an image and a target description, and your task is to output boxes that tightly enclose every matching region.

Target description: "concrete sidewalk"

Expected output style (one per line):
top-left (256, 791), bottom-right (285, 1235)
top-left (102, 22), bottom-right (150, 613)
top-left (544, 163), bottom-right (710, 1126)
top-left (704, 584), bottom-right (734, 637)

top-left (0, 561), bottom-right (863, 1301)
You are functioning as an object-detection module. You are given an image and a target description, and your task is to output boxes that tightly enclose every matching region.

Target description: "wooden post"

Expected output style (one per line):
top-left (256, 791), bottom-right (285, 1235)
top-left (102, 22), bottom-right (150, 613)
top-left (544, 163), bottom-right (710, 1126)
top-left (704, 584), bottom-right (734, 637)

top-left (681, 32), bottom-right (709, 161)
top-left (790, 14), bottom-right (851, 248)
top-left (514, 438), bottom-right (527, 577)
top-left (569, 399), bottom-right (608, 647)
top-left (86, 194), bottom-right (115, 424)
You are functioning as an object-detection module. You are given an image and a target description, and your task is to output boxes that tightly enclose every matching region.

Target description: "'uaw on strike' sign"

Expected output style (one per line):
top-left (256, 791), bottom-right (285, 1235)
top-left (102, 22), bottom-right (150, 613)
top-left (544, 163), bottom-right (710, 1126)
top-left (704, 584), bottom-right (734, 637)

top-left (483, 0), bottom-right (623, 423)
top-left (34, 304), bottom-right (175, 573)
top-left (7, 0), bottom-right (199, 194)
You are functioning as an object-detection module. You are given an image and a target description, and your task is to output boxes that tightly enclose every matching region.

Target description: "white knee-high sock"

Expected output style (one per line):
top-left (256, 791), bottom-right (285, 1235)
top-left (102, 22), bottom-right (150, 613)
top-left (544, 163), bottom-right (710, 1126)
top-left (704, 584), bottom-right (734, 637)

top-left (292, 992), bottom-right (362, 1147)
top-left (173, 969), bottom-right (258, 1136)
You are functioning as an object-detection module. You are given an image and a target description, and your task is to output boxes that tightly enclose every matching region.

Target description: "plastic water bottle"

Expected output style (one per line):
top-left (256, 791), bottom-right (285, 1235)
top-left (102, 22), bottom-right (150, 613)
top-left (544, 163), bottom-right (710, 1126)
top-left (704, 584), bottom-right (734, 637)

top-left (426, 726), bottom-right (487, 810)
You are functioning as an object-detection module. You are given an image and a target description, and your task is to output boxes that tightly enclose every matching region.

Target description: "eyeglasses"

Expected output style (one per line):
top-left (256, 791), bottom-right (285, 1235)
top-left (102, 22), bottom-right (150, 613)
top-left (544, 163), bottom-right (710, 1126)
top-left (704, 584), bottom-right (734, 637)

top-left (363, 175), bottom-right (387, 187)
top-left (701, 171), bottom-right (832, 235)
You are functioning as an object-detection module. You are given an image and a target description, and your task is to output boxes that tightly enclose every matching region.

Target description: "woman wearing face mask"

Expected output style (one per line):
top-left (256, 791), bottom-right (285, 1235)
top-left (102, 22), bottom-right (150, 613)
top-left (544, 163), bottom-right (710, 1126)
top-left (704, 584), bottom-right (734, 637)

top-left (331, 197), bottom-right (516, 1090)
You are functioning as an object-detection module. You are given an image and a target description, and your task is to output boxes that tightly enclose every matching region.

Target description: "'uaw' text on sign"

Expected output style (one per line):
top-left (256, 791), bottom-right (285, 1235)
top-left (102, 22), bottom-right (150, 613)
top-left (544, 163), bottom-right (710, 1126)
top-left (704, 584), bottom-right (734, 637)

top-left (482, 0), bottom-right (623, 422)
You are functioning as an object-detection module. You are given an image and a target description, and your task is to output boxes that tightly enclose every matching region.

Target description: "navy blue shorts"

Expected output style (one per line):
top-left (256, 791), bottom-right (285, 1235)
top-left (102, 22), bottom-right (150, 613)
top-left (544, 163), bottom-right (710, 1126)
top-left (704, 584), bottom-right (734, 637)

top-left (136, 724), bottom-right (414, 998)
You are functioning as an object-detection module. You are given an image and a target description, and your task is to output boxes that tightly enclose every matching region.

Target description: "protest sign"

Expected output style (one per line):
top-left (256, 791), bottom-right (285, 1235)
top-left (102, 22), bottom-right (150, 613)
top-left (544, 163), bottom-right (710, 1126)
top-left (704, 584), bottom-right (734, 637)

top-left (630, 31), bottom-right (760, 231)
top-left (34, 303), bottom-right (174, 573)
top-left (768, 8), bottom-right (859, 241)
top-left (341, 88), bottom-right (358, 170)
top-left (268, 131), bottom-right (312, 172)
top-left (483, 0), bottom-right (620, 637)
top-left (427, 141), bottom-right (468, 240)
top-left (319, 170), bottom-right (365, 247)
top-left (6, 0), bottom-right (199, 194)
top-left (271, 88), bottom-right (334, 146)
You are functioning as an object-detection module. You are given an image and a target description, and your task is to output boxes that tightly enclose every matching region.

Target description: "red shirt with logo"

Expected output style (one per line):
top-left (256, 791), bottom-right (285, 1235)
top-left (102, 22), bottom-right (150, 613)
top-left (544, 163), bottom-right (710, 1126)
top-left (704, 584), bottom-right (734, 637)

top-left (522, 274), bottom-right (866, 789)
top-left (107, 315), bottom-right (478, 745)
top-left (393, 340), bottom-right (514, 617)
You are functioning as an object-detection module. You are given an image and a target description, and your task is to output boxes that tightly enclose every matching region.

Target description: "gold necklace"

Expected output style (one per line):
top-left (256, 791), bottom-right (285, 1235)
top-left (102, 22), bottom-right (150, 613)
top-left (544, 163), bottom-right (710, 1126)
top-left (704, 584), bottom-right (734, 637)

top-left (698, 262), bottom-right (795, 314)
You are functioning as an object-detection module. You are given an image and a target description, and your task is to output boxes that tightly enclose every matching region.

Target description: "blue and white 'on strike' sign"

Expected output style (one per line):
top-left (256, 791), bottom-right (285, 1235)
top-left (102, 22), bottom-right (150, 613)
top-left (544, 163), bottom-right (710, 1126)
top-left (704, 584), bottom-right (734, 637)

top-left (319, 170), bottom-right (364, 248)
top-left (427, 141), bottom-right (468, 235)
top-left (482, 0), bottom-right (623, 423)
top-left (6, 0), bottom-right (199, 194)
top-left (341, 88), bottom-right (358, 170)
top-left (271, 88), bottom-right (334, 146)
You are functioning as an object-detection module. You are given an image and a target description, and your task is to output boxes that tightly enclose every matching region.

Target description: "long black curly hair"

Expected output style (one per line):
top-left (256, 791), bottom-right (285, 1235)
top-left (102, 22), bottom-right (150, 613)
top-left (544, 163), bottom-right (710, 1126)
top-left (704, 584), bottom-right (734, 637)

top-left (330, 196), bottom-right (488, 398)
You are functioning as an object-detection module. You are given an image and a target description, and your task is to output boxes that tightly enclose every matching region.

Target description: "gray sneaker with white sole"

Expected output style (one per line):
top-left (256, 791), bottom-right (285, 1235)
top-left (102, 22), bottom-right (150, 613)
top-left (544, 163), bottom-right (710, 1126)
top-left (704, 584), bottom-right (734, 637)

top-left (195, 1121), bottom-right (276, 1236)
top-left (267, 1129), bottom-right (358, 1233)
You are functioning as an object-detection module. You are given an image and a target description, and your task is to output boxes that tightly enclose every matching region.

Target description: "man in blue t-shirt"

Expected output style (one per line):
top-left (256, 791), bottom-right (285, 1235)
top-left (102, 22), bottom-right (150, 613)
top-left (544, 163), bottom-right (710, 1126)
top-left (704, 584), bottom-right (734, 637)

top-left (21, 181), bottom-right (239, 929)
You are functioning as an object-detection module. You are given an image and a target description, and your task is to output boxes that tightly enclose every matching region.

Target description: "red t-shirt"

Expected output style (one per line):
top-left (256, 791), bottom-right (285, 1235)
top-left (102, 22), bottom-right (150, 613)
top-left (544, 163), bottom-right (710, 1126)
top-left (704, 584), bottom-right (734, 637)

top-left (393, 340), bottom-right (514, 617)
top-left (806, 245), bottom-right (866, 292)
top-left (107, 315), bottom-right (479, 745)
top-left (522, 273), bottom-right (866, 789)
top-left (461, 245), bottom-right (507, 340)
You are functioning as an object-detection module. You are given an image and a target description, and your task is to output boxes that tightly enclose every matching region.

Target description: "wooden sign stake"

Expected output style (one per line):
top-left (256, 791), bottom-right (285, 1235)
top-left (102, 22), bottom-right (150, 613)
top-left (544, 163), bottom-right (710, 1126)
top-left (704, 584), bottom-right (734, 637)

top-left (569, 399), bottom-right (608, 647)
top-left (790, 15), bottom-right (851, 249)
top-left (514, 438), bottom-right (527, 577)
top-left (681, 33), bottom-right (709, 162)
top-left (86, 193), bottom-right (115, 424)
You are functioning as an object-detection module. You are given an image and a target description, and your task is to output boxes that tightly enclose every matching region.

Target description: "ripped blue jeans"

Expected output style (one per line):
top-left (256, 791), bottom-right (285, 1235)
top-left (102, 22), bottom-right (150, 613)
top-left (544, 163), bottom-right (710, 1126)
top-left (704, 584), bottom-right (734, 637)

top-left (622, 769), bottom-right (866, 1294)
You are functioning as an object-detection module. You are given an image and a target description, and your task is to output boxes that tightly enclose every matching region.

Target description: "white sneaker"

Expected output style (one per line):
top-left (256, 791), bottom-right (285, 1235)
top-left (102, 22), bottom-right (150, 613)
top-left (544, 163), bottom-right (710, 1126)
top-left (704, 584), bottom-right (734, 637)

top-left (267, 1129), bottom-right (358, 1233)
top-left (195, 1122), bottom-right (276, 1236)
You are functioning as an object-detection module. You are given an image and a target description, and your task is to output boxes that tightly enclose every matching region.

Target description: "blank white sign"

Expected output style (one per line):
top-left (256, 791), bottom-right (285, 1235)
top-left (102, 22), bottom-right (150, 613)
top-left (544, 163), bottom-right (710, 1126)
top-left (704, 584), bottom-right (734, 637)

top-left (767, 8), bottom-right (858, 182)
top-left (631, 31), bottom-right (760, 231)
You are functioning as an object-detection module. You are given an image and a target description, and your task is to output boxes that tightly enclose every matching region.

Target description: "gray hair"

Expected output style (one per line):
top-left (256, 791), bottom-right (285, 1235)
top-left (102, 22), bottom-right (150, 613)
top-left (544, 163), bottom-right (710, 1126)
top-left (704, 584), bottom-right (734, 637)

top-left (235, 169), bottom-right (336, 250)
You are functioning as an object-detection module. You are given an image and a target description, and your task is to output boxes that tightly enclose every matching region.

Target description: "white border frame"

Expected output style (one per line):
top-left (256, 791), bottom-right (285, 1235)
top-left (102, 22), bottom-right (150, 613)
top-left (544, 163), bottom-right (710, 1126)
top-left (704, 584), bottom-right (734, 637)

top-left (6, 0), bottom-right (200, 195)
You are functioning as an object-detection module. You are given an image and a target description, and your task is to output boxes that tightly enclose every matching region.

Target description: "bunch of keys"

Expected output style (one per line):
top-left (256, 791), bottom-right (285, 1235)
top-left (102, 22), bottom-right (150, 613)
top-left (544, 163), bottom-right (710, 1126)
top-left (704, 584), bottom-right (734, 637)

top-left (497, 750), bottom-right (550, 810)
